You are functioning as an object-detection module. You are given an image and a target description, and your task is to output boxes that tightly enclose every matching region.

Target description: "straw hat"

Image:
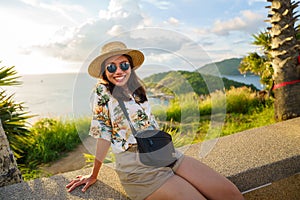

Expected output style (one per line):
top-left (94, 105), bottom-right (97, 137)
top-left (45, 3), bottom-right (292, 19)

top-left (88, 41), bottom-right (144, 78)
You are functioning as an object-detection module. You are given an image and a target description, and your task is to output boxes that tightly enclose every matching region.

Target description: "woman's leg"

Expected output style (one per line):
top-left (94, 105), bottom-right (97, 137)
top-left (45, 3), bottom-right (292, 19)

top-left (145, 174), bottom-right (207, 200)
top-left (175, 156), bottom-right (244, 200)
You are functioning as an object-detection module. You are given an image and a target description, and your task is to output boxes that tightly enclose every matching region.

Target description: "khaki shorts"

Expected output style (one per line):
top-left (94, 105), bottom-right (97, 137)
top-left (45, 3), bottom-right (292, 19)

top-left (115, 148), bottom-right (184, 200)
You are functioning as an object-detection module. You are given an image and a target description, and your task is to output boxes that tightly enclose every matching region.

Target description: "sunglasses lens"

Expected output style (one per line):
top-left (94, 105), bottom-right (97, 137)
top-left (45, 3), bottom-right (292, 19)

top-left (120, 62), bottom-right (130, 71)
top-left (106, 62), bottom-right (130, 73)
top-left (106, 64), bottom-right (117, 73)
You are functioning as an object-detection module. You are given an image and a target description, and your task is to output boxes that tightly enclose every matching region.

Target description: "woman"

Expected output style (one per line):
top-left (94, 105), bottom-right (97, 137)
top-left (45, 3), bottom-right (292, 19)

top-left (66, 41), bottom-right (244, 200)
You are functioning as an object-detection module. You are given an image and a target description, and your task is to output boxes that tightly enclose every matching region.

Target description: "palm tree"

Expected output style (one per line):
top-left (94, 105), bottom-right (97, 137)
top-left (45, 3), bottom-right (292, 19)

top-left (266, 0), bottom-right (300, 121)
top-left (239, 31), bottom-right (274, 91)
top-left (241, 1), bottom-right (300, 121)
top-left (0, 65), bottom-right (32, 186)
top-left (0, 120), bottom-right (22, 186)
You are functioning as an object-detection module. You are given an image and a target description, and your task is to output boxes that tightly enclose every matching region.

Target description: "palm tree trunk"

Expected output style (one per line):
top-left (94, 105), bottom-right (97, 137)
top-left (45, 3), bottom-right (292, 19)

top-left (267, 0), bottom-right (300, 121)
top-left (0, 120), bottom-right (23, 187)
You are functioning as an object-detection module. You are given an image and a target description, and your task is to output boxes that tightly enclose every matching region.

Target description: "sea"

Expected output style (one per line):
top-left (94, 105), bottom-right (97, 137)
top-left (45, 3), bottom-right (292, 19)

top-left (222, 75), bottom-right (264, 90)
top-left (2, 73), bottom-right (263, 123)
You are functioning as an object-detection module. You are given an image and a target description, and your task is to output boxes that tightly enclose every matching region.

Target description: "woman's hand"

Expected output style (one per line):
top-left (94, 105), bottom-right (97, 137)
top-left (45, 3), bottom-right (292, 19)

top-left (66, 139), bottom-right (110, 193)
top-left (66, 175), bottom-right (97, 192)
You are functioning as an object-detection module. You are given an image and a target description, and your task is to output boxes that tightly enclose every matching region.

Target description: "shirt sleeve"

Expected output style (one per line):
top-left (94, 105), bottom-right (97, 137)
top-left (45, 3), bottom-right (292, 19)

top-left (89, 84), bottom-right (112, 142)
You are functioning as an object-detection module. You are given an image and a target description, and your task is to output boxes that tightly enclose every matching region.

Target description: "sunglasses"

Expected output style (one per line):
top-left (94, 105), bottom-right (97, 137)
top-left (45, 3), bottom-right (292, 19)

top-left (106, 62), bottom-right (130, 73)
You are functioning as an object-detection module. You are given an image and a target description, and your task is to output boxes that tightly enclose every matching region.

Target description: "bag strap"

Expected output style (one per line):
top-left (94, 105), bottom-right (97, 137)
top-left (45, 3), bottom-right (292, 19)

top-left (118, 100), bottom-right (138, 136)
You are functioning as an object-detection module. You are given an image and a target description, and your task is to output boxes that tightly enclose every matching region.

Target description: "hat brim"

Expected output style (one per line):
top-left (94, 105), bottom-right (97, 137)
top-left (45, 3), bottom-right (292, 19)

top-left (88, 49), bottom-right (144, 78)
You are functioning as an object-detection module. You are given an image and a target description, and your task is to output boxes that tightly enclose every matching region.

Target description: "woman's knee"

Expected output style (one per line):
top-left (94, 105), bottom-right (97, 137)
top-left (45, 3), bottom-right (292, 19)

top-left (175, 156), bottom-right (244, 200)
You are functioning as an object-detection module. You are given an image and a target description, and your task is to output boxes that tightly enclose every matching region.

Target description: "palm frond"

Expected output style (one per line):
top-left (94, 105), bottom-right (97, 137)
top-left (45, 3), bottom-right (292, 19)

top-left (0, 65), bottom-right (33, 162)
top-left (0, 65), bottom-right (22, 86)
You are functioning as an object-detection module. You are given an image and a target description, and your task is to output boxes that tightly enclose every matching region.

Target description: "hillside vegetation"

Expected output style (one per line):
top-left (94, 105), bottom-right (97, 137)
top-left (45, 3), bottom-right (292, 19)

top-left (143, 57), bottom-right (259, 96)
top-left (197, 58), bottom-right (244, 76)
top-left (143, 70), bottom-right (257, 96)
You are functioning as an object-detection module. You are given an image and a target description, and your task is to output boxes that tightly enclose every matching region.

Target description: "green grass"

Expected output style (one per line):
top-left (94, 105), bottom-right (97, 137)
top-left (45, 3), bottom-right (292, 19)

top-left (153, 86), bottom-right (275, 142)
top-left (18, 117), bottom-right (90, 180)
top-left (222, 106), bottom-right (275, 136)
top-left (158, 105), bottom-right (275, 144)
top-left (27, 118), bottom-right (89, 163)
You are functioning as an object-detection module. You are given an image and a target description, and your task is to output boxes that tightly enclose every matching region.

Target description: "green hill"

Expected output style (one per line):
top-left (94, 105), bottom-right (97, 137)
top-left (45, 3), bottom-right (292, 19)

top-left (143, 70), bottom-right (257, 96)
top-left (197, 58), bottom-right (244, 76)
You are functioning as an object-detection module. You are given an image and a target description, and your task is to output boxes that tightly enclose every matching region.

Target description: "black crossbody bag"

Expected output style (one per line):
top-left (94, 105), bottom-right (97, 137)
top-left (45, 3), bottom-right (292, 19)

top-left (118, 100), bottom-right (177, 168)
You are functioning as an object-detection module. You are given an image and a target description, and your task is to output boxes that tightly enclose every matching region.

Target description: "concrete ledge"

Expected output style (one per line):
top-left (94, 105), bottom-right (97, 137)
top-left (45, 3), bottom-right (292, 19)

top-left (185, 117), bottom-right (300, 192)
top-left (0, 165), bottom-right (129, 200)
top-left (0, 117), bottom-right (299, 199)
top-left (243, 173), bottom-right (300, 200)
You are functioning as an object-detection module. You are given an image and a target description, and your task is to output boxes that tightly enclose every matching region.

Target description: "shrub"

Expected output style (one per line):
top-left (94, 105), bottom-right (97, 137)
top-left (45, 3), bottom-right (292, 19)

top-left (165, 93), bottom-right (200, 123)
top-left (225, 86), bottom-right (259, 113)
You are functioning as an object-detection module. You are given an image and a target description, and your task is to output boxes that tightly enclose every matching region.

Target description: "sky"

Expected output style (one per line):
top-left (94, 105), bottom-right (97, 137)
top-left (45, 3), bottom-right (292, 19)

top-left (0, 0), bottom-right (272, 76)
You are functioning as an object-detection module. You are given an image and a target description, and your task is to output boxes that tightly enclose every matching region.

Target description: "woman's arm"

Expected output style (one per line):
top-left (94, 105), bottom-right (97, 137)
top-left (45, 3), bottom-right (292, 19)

top-left (66, 138), bottom-right (111, 192)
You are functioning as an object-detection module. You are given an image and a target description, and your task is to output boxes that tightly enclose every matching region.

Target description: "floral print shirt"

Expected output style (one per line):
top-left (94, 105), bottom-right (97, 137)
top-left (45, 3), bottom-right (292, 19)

top-left (89, 83), bottom-right (159, 153)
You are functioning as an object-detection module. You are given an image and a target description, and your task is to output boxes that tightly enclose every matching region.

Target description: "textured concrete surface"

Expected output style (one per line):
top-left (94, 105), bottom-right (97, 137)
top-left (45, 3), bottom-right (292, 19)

top-left (0, 117), bottom-right (299, 199)
top-left (243, 173), bottom-right (300, 200)
top-left (186, 117), bottom-right (300, 192)
top-left (0, 164), bottom-right (129, 200)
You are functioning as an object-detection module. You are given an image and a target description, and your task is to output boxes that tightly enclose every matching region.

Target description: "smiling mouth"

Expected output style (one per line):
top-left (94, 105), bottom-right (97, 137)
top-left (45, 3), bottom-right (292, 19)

top-left (114, 75), bottom-right (126, 82)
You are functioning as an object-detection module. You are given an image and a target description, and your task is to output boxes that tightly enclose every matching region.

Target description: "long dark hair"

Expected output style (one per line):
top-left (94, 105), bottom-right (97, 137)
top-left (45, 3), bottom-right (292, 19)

top-left (100, 54), bottom-right (147, 103)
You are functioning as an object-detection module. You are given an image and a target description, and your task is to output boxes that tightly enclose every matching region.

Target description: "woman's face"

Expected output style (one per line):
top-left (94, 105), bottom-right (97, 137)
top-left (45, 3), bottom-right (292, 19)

top-left (104, 55), bottom-right (132, 87)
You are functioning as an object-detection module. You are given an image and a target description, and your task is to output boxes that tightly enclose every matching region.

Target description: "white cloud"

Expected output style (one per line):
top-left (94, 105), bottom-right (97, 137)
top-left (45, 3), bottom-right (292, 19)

top-left (142, 0), bottom-right (172, 10)
top-left (193, 28), bottom-right (209, 36)
top-left (107, 25), bottom-right (126, 36)
top-left (141, 15), bottom-right (154, 26)
top-left (1, 0), bottom-right (268, 75)
top-left (99, 0), bottom-right (143, 20)
top-left (211, 10), bottom-right (265, 35)
top-left (24, 0), bottom-right (145, 62)
top-left (20, 0), bottom-right (86, 24)
top-left (21, 0), bottom-right (85, 13)
top-left (164, 17), bottom-right (180, 26)
top-left (129, 28), bottom-right (213, 69)
top-left (146, 52), bottom-right (174, 63)
top-left (248, 0), bottom-right (265, 6)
